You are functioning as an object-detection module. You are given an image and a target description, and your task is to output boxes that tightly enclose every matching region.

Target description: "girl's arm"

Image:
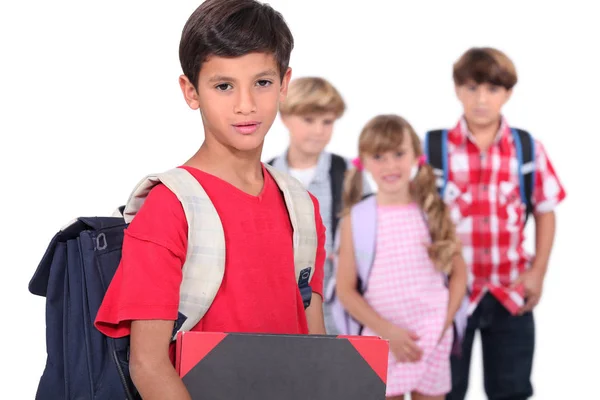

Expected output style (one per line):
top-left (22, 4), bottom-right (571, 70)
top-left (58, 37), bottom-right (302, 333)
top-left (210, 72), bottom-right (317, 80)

top-left (336, 215), bottom-right (422, 361)
top-left (335, 216), bottom-right (391, 337)
top-left (444, 251), bottom-right (468, 332)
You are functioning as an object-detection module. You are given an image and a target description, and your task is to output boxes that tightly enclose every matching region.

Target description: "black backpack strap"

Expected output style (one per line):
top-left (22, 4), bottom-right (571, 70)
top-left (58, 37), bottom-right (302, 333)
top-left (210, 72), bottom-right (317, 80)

top-left (511, 128), bottom-right (536, 222)
top-left (424, 129), bottom-right (449, 196)
top-left (329, 154), bottom-right (347, 238)
top-left (266, 157), bottom-right (276, 166)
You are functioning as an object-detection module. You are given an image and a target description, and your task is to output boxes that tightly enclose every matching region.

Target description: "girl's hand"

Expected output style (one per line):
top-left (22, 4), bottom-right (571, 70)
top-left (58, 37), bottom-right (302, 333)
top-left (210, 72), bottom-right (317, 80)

top-left (438, 318), bottom-right (453, 344)
top-left (384, 325), bottom-right (423, 363)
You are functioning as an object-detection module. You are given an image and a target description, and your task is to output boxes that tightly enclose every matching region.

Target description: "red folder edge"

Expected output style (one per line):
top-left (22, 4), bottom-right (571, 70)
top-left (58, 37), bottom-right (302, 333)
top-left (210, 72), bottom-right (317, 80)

top-left (176, 331), bottom-right (228, 378)
top-left (338, 335), bottom-right (389, 384)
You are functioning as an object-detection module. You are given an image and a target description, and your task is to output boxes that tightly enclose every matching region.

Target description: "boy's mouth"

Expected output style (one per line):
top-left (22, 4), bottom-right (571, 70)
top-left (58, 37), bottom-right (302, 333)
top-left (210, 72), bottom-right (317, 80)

top-left (232, 121), bottom-right (261, 135)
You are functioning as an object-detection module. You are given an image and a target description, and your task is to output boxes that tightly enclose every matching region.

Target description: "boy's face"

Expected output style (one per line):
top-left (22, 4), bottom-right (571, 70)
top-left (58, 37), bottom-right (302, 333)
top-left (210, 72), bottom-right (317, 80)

top-left (455, 81), bottom-right (512, 128)
top-left (363, 135), bottom-right (416, 195)
top-left (281, 112), bottom-right (337, 158)
top-left (179, 52), bottom-right (291, 154)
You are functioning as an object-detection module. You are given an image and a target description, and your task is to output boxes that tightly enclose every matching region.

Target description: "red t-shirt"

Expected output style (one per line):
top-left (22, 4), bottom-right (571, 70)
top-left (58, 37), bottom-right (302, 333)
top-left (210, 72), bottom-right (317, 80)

top-left (95, 164), bottom-right (325, 342)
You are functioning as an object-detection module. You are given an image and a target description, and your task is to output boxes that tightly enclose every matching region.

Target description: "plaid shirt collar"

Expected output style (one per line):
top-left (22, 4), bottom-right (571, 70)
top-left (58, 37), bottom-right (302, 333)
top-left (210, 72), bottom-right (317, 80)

top-left (273, 149), bottom-right (332, 184)
top-left (449, 116), bottom-right (513, 154)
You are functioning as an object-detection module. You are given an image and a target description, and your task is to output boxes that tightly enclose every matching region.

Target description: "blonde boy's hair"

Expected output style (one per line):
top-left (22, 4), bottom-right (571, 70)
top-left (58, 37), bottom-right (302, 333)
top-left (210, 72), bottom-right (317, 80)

top-left (279, 77), bottom-right (346, 118)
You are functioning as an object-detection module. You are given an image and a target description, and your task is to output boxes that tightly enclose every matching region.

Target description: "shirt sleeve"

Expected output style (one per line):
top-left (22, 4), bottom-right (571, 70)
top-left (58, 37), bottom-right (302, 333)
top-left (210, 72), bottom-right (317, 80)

top-left (531, 140), bottom-right (567, 214)
top-left (94, 184), bottom-right (188, 338)
top-left (309, 193), bottom-right (326, 298)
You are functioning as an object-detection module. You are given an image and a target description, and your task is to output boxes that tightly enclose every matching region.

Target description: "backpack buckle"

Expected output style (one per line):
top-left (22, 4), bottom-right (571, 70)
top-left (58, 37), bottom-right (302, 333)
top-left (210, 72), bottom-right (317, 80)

top-left (297, 267), bottom-right (312, 309)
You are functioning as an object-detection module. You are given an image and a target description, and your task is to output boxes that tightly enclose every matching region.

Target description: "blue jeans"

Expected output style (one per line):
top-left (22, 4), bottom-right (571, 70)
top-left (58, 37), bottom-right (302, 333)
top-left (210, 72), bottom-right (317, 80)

top-left (447, 293), bottom-right (535, 400)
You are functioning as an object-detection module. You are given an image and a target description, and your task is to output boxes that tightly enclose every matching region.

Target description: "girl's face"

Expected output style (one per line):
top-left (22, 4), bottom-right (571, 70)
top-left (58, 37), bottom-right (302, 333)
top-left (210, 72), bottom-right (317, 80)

top-left (363, 134), bottom-right (417, 195)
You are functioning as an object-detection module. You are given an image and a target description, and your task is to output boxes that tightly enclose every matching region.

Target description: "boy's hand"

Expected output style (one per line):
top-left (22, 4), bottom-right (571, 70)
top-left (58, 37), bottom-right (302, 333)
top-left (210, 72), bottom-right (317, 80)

top-left (384, 325), bottom-right (423, 363)
top-left (512, 267), bottom-right (545, 315)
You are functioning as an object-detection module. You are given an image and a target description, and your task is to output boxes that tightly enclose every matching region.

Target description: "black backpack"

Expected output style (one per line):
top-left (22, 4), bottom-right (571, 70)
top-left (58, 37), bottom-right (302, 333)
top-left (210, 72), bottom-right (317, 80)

top-left (424, 128), bottom-right (536, 223)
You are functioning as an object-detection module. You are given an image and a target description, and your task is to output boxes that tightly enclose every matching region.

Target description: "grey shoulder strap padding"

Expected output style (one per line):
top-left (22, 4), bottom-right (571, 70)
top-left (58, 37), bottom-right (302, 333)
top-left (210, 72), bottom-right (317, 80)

top-left (123, 168), bottom-right (225, 339)
top-left (264, 164), bottom-right (318, 286)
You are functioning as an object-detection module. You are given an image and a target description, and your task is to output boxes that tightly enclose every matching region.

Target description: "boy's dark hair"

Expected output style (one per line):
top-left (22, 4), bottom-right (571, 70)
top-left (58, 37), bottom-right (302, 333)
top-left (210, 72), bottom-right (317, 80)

top-left (453, 47), bottom-right (518, 90)
top-left (179, 0), bottom-right (294, 90)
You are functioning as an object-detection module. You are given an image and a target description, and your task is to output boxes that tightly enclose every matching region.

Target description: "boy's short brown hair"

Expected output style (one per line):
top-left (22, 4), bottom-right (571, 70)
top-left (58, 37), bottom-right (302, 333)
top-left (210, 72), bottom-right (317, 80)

top-left (453, 47), bottom-right (518, 90)
top-left (179, 0), bottom-right (293, 90)
top-left (279, 77), bottom-right (346, 118)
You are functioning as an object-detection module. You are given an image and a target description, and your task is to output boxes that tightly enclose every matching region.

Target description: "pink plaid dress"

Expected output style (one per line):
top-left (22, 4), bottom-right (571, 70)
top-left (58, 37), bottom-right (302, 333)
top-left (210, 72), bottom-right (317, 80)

top-left (361, 203), bottom-right (453, 397)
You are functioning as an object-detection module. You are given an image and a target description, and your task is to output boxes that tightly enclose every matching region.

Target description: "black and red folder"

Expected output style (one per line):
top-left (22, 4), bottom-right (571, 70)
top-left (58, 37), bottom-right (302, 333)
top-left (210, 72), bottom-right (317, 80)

top-left (176, 332), bottom-right (389, 399)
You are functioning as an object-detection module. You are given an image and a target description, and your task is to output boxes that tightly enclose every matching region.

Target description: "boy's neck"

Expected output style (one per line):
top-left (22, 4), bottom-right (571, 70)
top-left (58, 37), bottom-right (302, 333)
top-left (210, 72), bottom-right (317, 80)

top-left (185, 141), bottom-right (264, 196)
top-left (465, 117), bottom-right (502, 152)
top-left (287, 146), bottom-right (320, 170)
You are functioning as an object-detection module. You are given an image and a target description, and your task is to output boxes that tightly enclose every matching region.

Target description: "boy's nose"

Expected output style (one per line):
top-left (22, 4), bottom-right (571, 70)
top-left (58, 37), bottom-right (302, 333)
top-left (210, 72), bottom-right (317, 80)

top-left (476, 89), bottom-right (489, 104)
top-left (234, 88), bottom-right (257, 114)
top-left (313, 123), bottom-right (326, 136)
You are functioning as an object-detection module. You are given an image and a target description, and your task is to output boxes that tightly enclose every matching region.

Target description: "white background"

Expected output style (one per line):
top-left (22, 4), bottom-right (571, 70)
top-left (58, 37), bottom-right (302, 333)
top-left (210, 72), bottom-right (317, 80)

top-left (1, 0), bottom-right (598, 398)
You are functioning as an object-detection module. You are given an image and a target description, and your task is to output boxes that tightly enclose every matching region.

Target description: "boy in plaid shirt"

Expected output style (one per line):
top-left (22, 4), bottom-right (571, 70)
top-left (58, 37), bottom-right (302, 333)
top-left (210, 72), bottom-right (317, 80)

top-left (427, 47), bottom-right (567, 400)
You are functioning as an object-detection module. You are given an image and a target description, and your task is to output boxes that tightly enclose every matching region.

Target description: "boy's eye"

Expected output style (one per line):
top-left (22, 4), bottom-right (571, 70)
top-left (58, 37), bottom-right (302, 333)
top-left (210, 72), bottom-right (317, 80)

top-left (323, 119), bottom-right (334, 125)
top-left (304, 117), bottom-right (314, 124)
top-left (395, 151), bottom-right (405, 157)
top-left (373, 154), bottom-right (382, 160)
top-left (256, 80), bottom-right (272, 87)
top-left (215, 83), bottom-right (232, 91)
top-left (467, 85), bottom-right (477, 91)
top-left (488, 86), bottom-right (500, 93)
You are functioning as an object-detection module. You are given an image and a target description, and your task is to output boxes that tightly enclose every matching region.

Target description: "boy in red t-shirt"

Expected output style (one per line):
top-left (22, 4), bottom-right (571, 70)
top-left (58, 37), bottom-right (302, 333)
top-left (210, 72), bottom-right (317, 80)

top-left (94, 1), bottom-right (326, 398)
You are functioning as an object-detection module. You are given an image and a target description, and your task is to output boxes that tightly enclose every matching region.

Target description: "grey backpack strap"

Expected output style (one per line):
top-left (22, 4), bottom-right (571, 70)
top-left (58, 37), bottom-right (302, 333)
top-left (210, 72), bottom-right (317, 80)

top-left (123, 168), bottom-right (226, 339)
top-left (264, 164), bottom-right (318, 308)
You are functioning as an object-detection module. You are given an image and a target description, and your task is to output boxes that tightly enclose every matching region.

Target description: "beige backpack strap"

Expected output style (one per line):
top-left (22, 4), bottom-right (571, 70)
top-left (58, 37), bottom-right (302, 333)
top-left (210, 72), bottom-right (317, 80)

top-left (122, 168), bottom-right (225, 339)
top-left (264, 164), bottom-right (318, 308)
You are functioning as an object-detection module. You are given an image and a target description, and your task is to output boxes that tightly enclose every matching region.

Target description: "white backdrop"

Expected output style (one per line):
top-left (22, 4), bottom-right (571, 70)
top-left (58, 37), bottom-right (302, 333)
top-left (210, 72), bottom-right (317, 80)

top-left (1, 0), bottom-right (598, 398)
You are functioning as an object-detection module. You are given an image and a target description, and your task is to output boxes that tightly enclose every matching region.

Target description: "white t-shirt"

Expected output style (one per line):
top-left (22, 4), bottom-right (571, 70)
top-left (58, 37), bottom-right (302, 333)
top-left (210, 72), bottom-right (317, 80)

top-left (288, 166), bottom-right (317, 188)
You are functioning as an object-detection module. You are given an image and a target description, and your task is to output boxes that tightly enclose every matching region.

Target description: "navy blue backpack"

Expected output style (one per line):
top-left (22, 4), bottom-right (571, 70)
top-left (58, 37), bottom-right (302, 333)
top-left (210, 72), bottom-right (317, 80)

top-left (424, 128), bottom-right (536, 223)
top-left (29, 210), bottom-right (141, 399)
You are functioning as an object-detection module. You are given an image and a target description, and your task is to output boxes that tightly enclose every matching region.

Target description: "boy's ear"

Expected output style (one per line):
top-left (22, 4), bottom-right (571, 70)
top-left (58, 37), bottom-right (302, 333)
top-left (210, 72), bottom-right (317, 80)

top-left (179, 74), bottom-right (200, 110)
top-left (279, 67), bottom-right (293, 102)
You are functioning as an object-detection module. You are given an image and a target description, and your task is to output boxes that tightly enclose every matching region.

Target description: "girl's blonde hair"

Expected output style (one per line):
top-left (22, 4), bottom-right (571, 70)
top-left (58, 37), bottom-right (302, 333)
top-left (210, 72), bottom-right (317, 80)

top-left (342, 114), bottom-right (460, 273)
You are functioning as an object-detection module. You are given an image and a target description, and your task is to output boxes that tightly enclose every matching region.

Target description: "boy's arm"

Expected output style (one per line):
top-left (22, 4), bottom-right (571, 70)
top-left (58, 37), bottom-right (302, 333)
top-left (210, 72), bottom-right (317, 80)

top-left (512, 211), bottom-right (556, 314)
top-left (511, 140), bottom-right (565, 315)
top-left (531, 211), bottom-right (556, 276)
top-left (129, 320), bottom-right (192, 400)
top-left (443, 252), bottom-right (468, 332)
top-left (306, 193), bottom-right (327, 334)
top-left (305, 294), bottom-right (326, 334)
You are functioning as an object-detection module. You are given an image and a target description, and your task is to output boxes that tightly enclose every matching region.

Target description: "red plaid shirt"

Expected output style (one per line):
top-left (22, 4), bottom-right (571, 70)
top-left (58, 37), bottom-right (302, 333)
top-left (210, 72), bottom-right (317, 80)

top-left (444, 118), bottom-right (566, 315)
